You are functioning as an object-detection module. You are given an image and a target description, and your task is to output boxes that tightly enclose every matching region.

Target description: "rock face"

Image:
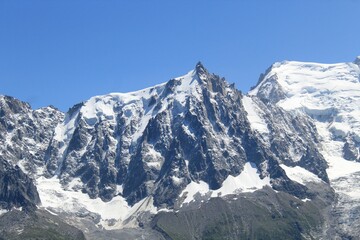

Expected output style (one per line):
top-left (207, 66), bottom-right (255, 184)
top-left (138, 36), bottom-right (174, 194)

top-left (0, 95), bottom-right (63, 175)
top-left (0, 157), bottom-right (40, 211)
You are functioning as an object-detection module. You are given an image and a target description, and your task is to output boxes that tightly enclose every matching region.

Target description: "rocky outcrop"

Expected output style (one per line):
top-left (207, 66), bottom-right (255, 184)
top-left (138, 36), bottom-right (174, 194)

top-left (0, 95), bottom-right (63, 175)
top-left (0, 157), bottom-right (40, 211)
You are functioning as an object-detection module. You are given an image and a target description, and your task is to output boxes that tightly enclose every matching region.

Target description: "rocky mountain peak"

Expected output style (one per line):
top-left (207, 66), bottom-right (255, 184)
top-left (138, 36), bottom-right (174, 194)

top-left (0, 95), bottom-right (31, 115)
top-left (194, 61), bottom-right (208, 80)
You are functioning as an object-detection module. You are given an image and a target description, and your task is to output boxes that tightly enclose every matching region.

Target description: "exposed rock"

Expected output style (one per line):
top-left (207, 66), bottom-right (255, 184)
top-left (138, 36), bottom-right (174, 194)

top-left (0, 157), bottom-right (40, 211)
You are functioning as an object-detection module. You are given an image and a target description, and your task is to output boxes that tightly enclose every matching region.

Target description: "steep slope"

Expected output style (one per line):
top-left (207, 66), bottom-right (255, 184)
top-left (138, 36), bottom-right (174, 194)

top-left (0, 95), bottom-right (64, 176)
top-left (0, 96), bottom-right (87, 239)
top-left (250, 57), bottom-right (360, 238)
top-left (0, 157), bottom-right (40, 211)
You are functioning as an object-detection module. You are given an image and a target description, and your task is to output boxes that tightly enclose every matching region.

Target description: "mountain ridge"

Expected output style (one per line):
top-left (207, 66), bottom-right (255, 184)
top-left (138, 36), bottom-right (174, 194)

top-left (1, 58), bottom-right (360, 238)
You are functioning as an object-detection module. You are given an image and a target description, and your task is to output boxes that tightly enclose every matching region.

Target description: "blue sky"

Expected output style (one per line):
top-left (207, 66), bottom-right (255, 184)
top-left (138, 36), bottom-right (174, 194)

top-left (1, 0), bottom-right (360, 111)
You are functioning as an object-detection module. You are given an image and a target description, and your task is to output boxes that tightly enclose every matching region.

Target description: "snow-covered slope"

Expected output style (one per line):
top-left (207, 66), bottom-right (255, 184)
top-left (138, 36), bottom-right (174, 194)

top-left (250, 58), bottom-right (360, 176)
top-left (250, 57), bottom-right (360, 237)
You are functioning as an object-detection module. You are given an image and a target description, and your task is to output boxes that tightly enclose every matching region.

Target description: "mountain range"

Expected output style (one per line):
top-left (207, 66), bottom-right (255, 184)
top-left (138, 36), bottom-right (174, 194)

top-left (1, 57), bottom-right (360, 239)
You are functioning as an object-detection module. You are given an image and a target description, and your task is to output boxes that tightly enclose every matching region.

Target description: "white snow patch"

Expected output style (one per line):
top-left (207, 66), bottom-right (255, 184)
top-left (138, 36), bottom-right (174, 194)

top-left (315, 121), bottom-right (360, 180)
top-left (66, 177), bottom-right (83, 191)
top-left (182, 124), bottom-right (196, 138)
top-left (45, 208), bottom-right (58, 216)
top-left (0, 209), bottom-right (8, 216)
top-left (242, 96), bottom-right (269, 135)
top-left (53, 109), bottom-right (81, 175)
top-left (144, 146), bottom-right (163, 170)
top-left (280, 164), bottom-right (323, 185)
top-left (185, 160), bottom-right (189, 167)
top-left (36, 176), bottom-right (165, 230)
top-left (118, 196), bottom-right (159, 229)
top-left (180, 181), bottom-right (210, 204)
top-left (53, 109), bottom-right (79, 142)
top-left (171, 176), bottom-right (182, 185)
top-left (211, 162), bottom-right (271, 197)
top-left (173, 70), bottom-right (202, 105)
top-left (36, 176), bottom-right (130, 229)
top-left (116, 185), bottom-right (123, 195)
top-left (180, 162), bottom-right (270, 204)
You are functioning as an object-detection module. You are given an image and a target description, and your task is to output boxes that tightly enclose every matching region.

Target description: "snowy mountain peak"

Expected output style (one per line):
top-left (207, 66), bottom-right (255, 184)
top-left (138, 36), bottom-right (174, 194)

top-left (250, 57), bottom-right (360, 176)
top-left (248, 57), bottom-right (360, 237)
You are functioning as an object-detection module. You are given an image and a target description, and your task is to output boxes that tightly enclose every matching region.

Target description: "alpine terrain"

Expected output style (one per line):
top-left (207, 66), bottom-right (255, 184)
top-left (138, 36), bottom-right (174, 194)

top-left (0, 57), bottom-right (359, 239)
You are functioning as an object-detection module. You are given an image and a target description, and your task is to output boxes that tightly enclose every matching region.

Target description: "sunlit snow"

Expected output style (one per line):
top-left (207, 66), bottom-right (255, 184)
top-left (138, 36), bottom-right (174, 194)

top-left (180, 162), bottom-right (270, 205)
top-left (280, 164), bottom-right (323, 185)
top-left (250, 59), bottom-right (360, 202)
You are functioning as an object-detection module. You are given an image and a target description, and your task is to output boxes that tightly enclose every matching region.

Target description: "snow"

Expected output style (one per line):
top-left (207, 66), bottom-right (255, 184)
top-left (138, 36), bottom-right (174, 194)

top-left (75, 69), bottom-right (200, 146)
top-left (180, 162), bottom-right (270, 204)
top-left (0, 209), bottom-right (8, 216)
top-left (80, 96), bottom-right (117, 125)
top-left (50, 68), bottom-right (203, 178)
top-left (31, 66), bottom-right (217, 228)
top-left (53, 109), bottom-right (79, 142)
top-left (144, 145), bottom-right (164, 170)
top-left (171, 176), bottom-right (183, 185)
top-left (212, 162), bottom-right (270, 197)
top-left (36, 176), bottom-right (165, 230)
top-left (36, 176), bottom-right (130, 229)
top-left (251, 59), bottom-right (360, 203)
top-left (280, 164), bottom-right (323, 185)
top-left (242, 96), bottom-right (269, 135)
top-left (182, 124), bottom-right (196, 139)
top-left (180, 181), bottom-right (210, 204)
top-left (53, 108), bottom-right (81, 175)
top-left (250, 60), bottom-right (360, 141)
top-left (315, 121), bottom-right (360, 180)
top-left (115, 196), bottom-right (158, 229)
top-left (173, 70), bottom-right (202, 105)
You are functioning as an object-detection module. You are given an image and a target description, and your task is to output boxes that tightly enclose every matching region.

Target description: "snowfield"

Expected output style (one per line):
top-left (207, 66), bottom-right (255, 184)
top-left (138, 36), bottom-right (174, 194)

top-left (180, 162), bottom-right (271, 205)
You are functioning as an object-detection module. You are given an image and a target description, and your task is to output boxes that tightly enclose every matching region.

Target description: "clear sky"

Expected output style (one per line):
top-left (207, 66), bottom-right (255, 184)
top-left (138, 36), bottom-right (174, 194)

top-left (1, 0), bottom-right (360, 112)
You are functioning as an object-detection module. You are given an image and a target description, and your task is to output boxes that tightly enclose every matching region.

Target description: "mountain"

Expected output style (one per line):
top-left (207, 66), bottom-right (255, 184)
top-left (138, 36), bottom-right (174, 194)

top-left (250, 57), bottom-right (360, 238)
top-left (43, 62), bottom-right (328, 208)
top-left (0, 95), bottom-right (63, 175)
top-left (0, 58), bottom-right (359, 239)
